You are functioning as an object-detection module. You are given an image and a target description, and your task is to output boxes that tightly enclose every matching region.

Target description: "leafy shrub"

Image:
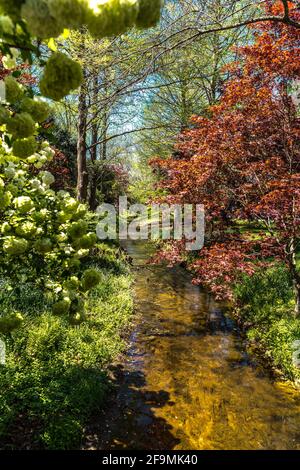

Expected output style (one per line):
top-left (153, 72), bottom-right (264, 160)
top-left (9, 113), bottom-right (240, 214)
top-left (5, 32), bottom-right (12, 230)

top-left (234, 265), bottom-right (300, 382)
top-left (0, 248), bottom-right (133, 449)
top-left (0, 68), bottom-right (102, 333)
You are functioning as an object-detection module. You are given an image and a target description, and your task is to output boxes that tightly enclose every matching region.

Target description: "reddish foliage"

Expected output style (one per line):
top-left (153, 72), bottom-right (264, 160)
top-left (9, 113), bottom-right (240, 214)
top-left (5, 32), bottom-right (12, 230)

top-left (108, 163), bottom-right (129, 193)
top-left (151, 1), bottom-right (300, 300)
top-left (0, 55), bottom-right (36, 86)
top-left (44, 148), bottom-right (73, 191)
top-left (31, 148), bottom-right (73, 191)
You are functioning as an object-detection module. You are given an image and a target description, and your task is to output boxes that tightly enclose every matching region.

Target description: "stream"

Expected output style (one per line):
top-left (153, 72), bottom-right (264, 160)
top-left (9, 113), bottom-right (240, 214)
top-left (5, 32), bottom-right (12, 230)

top-left (84, 241), bottom-right (300, 450)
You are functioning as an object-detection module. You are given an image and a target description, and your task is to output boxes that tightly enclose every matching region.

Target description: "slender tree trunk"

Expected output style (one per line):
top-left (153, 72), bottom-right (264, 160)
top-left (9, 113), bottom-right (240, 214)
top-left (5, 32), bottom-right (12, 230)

top-left (102, 110), bottom-right (108, 161)
top-left (101, 74), bottom-right (108, 161)
top-left (287, 237), bottom-right (300, 318)
top-left (88, 73), bottom-right (101, 211)
top-left (293, 281), bottom-right (300, 318)
top-left (89, 118), bottom-right (98, 211)
top-left (76, 75), bottom-right (88, 202)
top-left (292, 267), bottom-right (300, 319)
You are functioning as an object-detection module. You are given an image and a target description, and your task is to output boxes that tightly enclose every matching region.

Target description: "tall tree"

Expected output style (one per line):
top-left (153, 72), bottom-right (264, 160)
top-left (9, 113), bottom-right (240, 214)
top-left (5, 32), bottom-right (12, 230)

top-left (152, 1), bottom-right (300, 316)
top-left (137, 0), bottom-right (254, 161)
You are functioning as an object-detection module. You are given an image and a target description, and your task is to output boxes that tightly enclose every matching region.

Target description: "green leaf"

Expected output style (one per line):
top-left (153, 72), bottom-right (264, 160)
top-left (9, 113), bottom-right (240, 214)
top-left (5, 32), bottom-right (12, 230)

top-left (47, 38), bottom-right (57, 52)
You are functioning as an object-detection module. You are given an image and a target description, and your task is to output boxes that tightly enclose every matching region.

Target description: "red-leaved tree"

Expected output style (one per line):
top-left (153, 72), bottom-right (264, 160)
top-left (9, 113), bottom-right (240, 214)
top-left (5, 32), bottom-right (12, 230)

top-left (151, 1), bottom-right (300, 316)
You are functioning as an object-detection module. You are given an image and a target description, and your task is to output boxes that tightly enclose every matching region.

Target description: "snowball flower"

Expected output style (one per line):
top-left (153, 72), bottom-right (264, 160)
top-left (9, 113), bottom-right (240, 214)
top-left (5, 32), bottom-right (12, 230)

top-left (136, 0), bottom-right (161, 28)
top-left (64, 197), bottom-right (78, 212)
top-left (75, 249), bottom-right (89, 258)
top-left (56, 232), bottom-right (68, 242)
top-left (21, 0), bottom-right (64, 39)
top-left (21, 97), bottom-right (51, 122)
top-left (33, 208), bottom-right (50, 222)
top-left (4, 163), bottom-right (16, 179)
top-left (13, 196), bottom-right (34, 213)
top-left (16, 221), bottom-right (37, 238)
top-left (48, 0), bottom-right (89, 29)
top-left (4, 76), bottom-right (23, 104)
top-left (52, 298), bottom-right (71, 315)
top-left (3, 236), bottom-right (29, 255)
top-left (30, 178), bottom-right (42, 190)
top-left (6, 112), bottom-right (36, 138)
top-left (57, 190), bottom-right (69, 198)
top-left (72, 203), bottom-right (87, 220)
top-left (0, 15), bottom-right (14, 35)
top-left (68, 220), bottom-right (88, 239)
top-left (57, 211), bottom-right (72, 223)
top-left (2, 55), bottom-right (16, 69)
top-left (87, 0), bottom-right (139, 38)
top-left (0, 312), bottom-right (23, 334)
top-left (1, 222), bottom-right (11, 234)
top-left (40, 170), bottom-right (55, 187)
top-left (40, 52), bottom-right (83, 101)
top-left (26, 153), bottom-right (40, 164)
top-left (39, 155), bottom-right (48, 165)
top-left (81, 268), bottom-right (102, 291)
top-left (0, 190), bottom-right (12, 209)
top-left (34, 238), bottom-right (53, 253)
top-left (12, 136), bottom-right (38, 158)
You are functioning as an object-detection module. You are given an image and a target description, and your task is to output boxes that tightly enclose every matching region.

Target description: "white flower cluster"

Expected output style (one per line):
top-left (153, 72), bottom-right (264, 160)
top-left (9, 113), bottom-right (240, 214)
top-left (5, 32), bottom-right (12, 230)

top-left (0, 1), bottom-right (162, 103)
top-left (2, 48), bottom-right (19, 70)
top-left (0, 138), bottom-right (100, 328)
top-left (8, 0), bottom-right (162, 40)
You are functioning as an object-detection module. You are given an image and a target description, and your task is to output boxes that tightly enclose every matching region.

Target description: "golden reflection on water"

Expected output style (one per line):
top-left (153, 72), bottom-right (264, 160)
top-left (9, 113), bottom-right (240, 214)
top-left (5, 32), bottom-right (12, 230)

top-left (86, 241), bottom-right (300, 450)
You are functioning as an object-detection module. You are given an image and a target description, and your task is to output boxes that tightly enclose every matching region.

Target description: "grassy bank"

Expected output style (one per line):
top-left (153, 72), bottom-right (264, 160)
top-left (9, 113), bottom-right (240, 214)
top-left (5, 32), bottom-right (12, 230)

top-left (233, 265), bottom-right (300, 384)
top-left (0, 243), bottom-right (133, 449)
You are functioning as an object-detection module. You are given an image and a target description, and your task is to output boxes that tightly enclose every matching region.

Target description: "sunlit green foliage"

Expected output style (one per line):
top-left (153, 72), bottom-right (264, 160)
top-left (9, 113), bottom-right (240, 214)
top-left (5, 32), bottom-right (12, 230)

top-left (0, 247), bottom-right (133, 449)
top-left (234, 266), bottom-right (300, 382)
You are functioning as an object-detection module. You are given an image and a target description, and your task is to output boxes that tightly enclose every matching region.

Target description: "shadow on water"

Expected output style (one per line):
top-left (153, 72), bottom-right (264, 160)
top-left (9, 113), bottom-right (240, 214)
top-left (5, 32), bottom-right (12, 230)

top-left (83, 364), bottom-right (180, 450)
top-left (83, 241), bottom-right (300, 450)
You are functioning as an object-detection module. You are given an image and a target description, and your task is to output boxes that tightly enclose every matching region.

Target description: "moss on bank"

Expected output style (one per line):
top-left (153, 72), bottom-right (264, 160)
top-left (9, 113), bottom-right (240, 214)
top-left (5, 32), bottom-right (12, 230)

top-left (0, 243), bottom-right (133, 449)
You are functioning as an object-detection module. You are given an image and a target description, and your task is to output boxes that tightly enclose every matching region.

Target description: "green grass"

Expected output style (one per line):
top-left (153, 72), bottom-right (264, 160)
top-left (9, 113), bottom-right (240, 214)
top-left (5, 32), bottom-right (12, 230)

top-left (234, 264), bottom-right (300, 383)
top-left (0, 244), bottom-right (133, 449)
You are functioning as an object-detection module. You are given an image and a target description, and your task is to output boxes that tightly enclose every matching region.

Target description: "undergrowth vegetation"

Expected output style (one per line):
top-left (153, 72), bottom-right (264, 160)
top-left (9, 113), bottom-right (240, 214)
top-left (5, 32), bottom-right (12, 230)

top-left (0, 243), bottom-right (133, 449)
top-left (234, 265), bottom-right (300, 383)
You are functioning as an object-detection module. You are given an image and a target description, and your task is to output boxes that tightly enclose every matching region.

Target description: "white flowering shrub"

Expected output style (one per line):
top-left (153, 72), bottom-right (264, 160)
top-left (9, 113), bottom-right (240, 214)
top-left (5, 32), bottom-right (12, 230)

top-left (21, 0), bottom-right (65, 39)
top-left (39, 52), bottom-right (83, 101)
top-left (0, 1), bottom-right (162, 100)
top-left (136, 0), bottom-right (162, 28)
top-left (0, 75), bottom-right (102, 333)
top-left (0, 1), bottom-right (162, 334)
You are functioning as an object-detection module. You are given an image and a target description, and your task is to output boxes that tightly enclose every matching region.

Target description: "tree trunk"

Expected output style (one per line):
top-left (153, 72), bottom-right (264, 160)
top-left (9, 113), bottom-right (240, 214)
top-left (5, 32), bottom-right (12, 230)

top-left (293, 280), bottom-right (300, 319)
top-left (287, 237), bottom-right (300, 318)
top-left (76, 74), bottom-right (88, 202)
top-left (89, 121), bottom-right (98, 211)
top-left (102, 113), bottom-right (107, 161)
top-left (88, 73), bottom-right (100, 211)
top-left (101, 74), bottom-right (108, 161)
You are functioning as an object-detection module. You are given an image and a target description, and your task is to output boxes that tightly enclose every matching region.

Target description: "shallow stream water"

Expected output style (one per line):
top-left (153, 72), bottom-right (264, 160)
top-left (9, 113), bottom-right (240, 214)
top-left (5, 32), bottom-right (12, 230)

top-left (84, 241), bottom-right (300, 450)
